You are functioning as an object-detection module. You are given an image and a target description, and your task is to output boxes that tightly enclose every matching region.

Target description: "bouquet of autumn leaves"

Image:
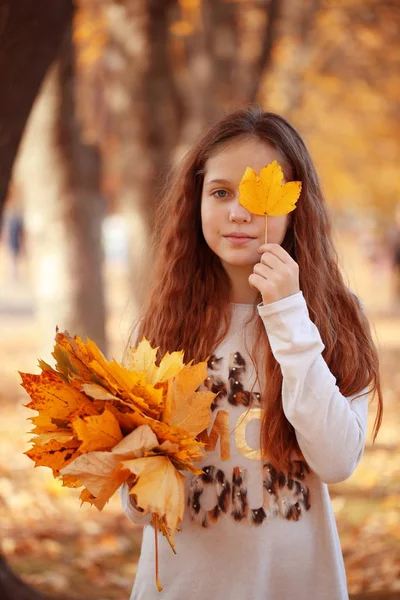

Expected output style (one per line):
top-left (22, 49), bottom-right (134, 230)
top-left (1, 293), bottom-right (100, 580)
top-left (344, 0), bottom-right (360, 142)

top-left (21, 331), bottom-right (217, 591)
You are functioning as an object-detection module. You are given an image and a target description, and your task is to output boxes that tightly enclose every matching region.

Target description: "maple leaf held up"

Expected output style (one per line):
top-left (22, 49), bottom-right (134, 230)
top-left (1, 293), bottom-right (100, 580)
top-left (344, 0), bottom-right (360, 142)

top-left (238, 159), bottom-right (302, 243)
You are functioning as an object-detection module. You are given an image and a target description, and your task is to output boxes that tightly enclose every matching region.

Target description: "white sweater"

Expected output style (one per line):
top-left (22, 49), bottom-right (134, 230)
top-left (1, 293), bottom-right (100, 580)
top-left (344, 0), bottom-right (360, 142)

top-left (120, 291), bottom-right (369, 600)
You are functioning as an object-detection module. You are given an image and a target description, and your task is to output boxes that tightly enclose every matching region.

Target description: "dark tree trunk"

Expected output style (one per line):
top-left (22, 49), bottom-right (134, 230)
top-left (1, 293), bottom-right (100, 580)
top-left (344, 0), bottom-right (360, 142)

top-left (0, 3), bottom-right (75, 599)
top-left (14, 22), bottom-right (107, 355)
top-left (0, 0), bottom-right (73, 224)
top-left (0, 555), bottom-right (57, 600)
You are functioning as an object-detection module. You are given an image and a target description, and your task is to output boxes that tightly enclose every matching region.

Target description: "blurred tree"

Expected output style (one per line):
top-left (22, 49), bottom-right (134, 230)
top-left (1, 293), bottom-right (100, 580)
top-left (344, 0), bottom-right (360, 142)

top-left (14, 20), bottom-right (107, 355)
top-left (0, 0), bottom-right (73, 224)
top-left (97, 0), bottom-right (282, 311)
top-left (262, 0), bottom-right (400, 219)
top-left (174, 0), bottom-right (281, 147)
top-left (101, 0), bottom-right (172, 309)
top-left (262, 0), bottom-right (322, 117)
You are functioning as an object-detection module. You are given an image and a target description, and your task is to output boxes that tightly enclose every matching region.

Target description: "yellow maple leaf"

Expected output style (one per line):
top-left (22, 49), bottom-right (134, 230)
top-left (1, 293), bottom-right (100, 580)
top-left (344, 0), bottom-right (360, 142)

top-left (72, 409), bottom-right (123, 453)
top-left (238, 160), bottom-right (301, 243)
top-left (122, 456), bottom-right (185, 539)
top-left (90, 465), bottom-right (131, 510)
top-left (239, 160), bottom-right (301, 216)
top-left (124, 338), bottom-right (159, 383)
top-left (164, 362), bottom-right (214, 436)
top-left (157, 351), bottom-right (187, 383)
top-left (124, 338), bottom-right (186, 386)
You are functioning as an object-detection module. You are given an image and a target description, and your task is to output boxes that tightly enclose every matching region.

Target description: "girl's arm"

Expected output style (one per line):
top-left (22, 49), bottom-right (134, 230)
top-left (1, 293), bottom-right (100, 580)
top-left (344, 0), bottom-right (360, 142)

top-left (258, 291), bottom-right (369, 484)
top-left (119, 482), bottom-right (152, 526)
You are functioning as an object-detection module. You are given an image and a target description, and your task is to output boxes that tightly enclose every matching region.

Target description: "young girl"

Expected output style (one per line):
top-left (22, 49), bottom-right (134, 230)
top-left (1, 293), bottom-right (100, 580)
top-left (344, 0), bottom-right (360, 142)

top-left (120, 106), bottom-right (383, 600)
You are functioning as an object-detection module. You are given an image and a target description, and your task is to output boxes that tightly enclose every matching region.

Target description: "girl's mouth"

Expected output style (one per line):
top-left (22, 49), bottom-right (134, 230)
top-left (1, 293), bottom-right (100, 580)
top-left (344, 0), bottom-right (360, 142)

top-left (224, 236), bottom-right (254, 245)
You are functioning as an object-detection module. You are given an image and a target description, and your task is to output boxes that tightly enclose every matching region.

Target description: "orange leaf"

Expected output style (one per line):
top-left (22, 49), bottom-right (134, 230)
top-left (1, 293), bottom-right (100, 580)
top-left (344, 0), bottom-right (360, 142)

top-left (25, 438), bottom-right (81, 475)
top-left (72, 409), bottom-right (123, 453)
top-left (20, 370), bottom-right (94, 421)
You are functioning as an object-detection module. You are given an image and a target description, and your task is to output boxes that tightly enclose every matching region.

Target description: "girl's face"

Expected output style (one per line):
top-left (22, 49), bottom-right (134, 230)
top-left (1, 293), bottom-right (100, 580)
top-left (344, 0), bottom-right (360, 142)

top-left (201, 136), bottom-right (291, 271)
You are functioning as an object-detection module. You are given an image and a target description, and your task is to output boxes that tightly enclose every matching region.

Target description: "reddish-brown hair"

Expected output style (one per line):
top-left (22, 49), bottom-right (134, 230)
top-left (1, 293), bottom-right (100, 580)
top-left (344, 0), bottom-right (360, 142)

top-left (131, 105), bottom-right (383, 471)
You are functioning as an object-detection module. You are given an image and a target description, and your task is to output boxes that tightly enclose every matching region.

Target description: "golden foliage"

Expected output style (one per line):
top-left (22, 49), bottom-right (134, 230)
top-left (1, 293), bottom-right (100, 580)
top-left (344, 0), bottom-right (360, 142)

top-left (238, 160), bottom-right (301, 217)
top-left (21, 332), bottom-right (217, 590)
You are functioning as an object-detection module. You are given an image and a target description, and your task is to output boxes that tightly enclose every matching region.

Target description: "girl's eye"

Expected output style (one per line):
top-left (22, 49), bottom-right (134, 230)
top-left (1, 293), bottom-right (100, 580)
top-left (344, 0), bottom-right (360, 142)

top-left (212, 189), bottom-right (229, 199)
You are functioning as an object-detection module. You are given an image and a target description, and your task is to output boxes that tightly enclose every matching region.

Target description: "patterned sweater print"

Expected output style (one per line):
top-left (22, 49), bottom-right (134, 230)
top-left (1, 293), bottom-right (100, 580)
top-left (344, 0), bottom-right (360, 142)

top-left (120, 291), bottom-right (369, 600)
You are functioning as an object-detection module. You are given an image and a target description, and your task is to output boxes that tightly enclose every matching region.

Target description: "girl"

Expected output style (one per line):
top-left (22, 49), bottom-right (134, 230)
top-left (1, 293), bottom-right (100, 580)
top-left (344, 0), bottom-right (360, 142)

top-left (120, 106), bottom-right (383, 600)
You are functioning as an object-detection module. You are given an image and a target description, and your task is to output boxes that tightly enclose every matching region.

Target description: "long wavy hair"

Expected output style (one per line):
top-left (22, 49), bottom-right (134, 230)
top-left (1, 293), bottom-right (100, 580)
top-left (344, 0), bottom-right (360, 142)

top-left (130, 105), bottom-right (383, 471)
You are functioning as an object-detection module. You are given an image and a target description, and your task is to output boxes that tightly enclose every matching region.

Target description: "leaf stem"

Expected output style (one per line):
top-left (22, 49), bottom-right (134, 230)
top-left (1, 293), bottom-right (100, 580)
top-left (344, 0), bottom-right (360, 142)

top-left (153, 513), bottom-right (163, 591)
top-left (264, 214), bottom-right (268, 244)
top-left (159, 519), bottom-right (177, 554)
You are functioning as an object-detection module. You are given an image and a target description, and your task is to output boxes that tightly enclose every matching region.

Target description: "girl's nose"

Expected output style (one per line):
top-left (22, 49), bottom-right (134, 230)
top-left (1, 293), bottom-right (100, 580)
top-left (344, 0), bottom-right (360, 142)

top-left (229, 200), bottom-right (252, 223)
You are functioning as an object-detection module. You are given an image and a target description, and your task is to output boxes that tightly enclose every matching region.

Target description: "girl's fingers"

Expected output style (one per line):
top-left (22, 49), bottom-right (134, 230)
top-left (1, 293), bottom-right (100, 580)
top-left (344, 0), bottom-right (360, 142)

top-left (253, 263), bottom-right (272, 279)
top-left (259, 252), bottom-right (282, 271)
top-left (257, 243), bottom-right (293, 265)
top-left (248, 272), bottom-right (270, 291)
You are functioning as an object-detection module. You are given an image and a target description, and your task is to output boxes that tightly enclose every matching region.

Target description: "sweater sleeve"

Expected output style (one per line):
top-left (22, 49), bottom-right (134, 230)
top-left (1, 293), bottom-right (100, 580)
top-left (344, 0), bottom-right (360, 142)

top-left (257, 291), bottom-right (369, 484)
top-left (119, 482), bottom-right (152, 526)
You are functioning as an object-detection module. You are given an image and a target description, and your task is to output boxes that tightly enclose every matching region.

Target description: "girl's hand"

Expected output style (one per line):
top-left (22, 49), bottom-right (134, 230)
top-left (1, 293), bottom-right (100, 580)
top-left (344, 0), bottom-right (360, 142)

top-left (249, 243), bottom-right (300, 305)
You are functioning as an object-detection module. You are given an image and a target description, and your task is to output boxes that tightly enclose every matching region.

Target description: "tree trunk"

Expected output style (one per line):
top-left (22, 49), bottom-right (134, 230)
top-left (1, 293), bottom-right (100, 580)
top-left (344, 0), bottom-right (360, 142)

top-left (0, 0), bottom-right (73, 223)
top-left (235, 0), bottom-right (283, 104)
top-left (14, 21), bottom-right (107, 356)
top-left (173, 0), bottom-right (283, 157)
top-left (103, 1), bottom-right (150, 314)
top-left (263, 0), bottom-right (321, 118)
top-left (147, 0), bottom-right (183, 179)
top-left (0, 555), bottom-right (55, 600)
top-left (104, 0), bottom-right (175, 314)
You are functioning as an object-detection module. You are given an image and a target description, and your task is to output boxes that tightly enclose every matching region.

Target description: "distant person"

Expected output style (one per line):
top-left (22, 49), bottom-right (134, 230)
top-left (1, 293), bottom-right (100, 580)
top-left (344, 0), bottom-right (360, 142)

top-left (388, 205), bottom-right (400, 307)
top-left (4, 185), bottom-right (24, 281)
top-left (119, 106), bottom-right (383, 600)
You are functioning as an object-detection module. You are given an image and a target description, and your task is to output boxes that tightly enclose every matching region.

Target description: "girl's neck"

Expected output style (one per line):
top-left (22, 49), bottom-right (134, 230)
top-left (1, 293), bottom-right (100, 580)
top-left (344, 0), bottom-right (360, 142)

top-left (224, 264), bottom-right (261, 305)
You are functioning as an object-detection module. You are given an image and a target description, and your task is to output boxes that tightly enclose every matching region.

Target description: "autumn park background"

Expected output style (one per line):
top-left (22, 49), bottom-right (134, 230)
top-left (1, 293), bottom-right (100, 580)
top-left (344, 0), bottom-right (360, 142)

top-left (0, 1), bottom-right (399, 599)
